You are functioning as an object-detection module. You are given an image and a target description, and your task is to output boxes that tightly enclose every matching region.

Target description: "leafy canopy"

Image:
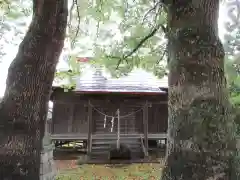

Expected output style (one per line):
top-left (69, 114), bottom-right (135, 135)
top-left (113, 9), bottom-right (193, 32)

top-left (1, 0), bottom-right (240, 91)
top-left (63, 0), bottom-right (167, 78)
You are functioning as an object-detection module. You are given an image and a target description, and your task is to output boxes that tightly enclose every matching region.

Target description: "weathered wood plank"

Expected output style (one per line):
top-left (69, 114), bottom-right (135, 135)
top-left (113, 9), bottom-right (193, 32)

top-left (67, 104), bottom-right (74, 133)
top-left (51, 91), bottom-right (167, 104)
top-left (87, 100), bottom-right (93, 155)
top-left (148, 133), bottom-right (167, 139)
top-left (143, 100), bottom-right (149, 157)
top-left (53, 99), bottom-right (167, 106)
top-left (50, 133), bottom-right (88, 140)
top-left (49, 133), bottom-right (167, 140)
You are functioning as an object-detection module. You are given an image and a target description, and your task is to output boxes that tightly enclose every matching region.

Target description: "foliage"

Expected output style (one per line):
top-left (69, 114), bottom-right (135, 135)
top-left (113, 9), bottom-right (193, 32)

top-left (224, 1), bottom-right (240, 104)
top-left (64, 0), bottom-right (167, 79)
top-left (0, 0), bottom-right (31, 60)
top-left (50, 0), bottom-right (169, 90)
top-left (224, 0), bottom-right (240, 133)
top-left (54, 54), bottom-right (82, 90)
top-left (1, 0), bottom-right (240, 90)
top-left (225, 57), bottom-right (240, 104)
top-left (224, 0), bottom-right (240, 57)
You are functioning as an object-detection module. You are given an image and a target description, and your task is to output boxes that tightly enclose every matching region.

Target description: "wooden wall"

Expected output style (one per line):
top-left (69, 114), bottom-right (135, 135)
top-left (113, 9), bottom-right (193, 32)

top-left (148, 103), bottom-right (168, 133)
top-left (52, 102), bottom-right (88, 134)
top-left (91, 103), bottom-right (144, 134)
top-left (51, 91), bottom-right (168, 135)
top-left (52, 103), bottom-right (70, 134)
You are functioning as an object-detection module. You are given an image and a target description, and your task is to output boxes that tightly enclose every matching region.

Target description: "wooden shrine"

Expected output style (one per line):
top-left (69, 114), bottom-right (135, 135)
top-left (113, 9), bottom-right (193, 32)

top-left (49, 86), bottom-right (168, 160)
top-left (49, 65), bottom-right (168, 160)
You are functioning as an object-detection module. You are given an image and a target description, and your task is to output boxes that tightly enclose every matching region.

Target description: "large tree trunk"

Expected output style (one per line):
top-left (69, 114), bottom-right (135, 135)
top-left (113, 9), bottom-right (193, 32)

top-left (162, 0), bottom-right (239, 179)
top-left (0, 0), bottom-right (67, 179)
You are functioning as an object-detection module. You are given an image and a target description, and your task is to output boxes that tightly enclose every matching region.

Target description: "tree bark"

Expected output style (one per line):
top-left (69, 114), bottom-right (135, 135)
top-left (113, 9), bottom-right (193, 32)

top-left (162, 0), bottom-right (239, 179)
top-left (0, 0), bottom-right (67, 179)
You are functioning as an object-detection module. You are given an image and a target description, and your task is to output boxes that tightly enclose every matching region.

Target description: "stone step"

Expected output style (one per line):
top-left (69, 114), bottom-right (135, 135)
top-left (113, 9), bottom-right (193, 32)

top-left (91, 145), bottom-right (141, 151)
top-left (92, 134), bottom-right (142, 139)
top-left (90, 136), bottom-right (144, 161)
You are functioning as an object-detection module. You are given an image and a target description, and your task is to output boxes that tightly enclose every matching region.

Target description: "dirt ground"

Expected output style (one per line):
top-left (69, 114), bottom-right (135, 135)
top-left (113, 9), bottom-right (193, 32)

top-left (55, 159), bottom-right (78, 171)
top-left (54, 150), bottom-right (81, 171)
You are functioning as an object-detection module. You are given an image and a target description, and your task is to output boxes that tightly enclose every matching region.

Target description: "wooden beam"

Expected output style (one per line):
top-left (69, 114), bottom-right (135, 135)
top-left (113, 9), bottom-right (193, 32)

top-left (87, 100), bottom-right (93, 156)
top-left (53, 95), bottom-right (166, 105)
top-left (54, 100), bottom-right (167, 106)
top-left (50, 133), bottom-right (88, 140)
top-left (143, 100), bottom-right (149, 157)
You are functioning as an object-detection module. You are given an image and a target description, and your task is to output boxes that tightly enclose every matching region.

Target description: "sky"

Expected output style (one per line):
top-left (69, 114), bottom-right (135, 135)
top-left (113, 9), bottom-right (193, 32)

top-left (0, 4), bottom-right (230, 96)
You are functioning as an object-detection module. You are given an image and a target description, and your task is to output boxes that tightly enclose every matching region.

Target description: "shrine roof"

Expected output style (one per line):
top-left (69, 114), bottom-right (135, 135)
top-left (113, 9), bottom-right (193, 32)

top-left (53, 58), bottom-right (168, 94)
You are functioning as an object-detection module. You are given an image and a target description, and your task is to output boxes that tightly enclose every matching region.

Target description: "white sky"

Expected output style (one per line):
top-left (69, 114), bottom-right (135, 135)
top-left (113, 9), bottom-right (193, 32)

top-left (0, 4), bottom-right (230, 96)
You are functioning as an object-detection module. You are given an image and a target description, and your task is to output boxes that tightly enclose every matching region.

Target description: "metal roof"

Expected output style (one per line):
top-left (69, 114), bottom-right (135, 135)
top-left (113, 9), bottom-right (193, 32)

top-left (76, 82), bottom-right (166, 93)
top-left (54, 64), bottom-right (168, 94)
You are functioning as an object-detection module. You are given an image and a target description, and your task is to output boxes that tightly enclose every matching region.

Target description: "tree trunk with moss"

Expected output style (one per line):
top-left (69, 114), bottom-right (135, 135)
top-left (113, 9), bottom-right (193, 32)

top-left (162, 0), bottom-right (239, 179)
top-left (0, 0), bottom-right (67, 179)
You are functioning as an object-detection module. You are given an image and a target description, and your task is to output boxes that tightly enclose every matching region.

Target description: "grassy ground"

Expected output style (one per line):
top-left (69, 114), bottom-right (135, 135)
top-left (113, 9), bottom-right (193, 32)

top-left (56, 163), bottom-right (162, 180)
top-left (55, 142), bottom-right (164, 179)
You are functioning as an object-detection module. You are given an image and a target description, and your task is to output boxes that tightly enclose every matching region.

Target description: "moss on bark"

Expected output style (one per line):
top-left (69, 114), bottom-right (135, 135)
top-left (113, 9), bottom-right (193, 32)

top-left (162, 0), bottom-right (239, 179)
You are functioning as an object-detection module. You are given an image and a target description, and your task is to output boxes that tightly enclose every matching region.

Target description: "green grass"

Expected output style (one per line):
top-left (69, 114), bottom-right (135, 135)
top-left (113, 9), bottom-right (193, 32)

top-left (56, 163), bottom-right (162, 180)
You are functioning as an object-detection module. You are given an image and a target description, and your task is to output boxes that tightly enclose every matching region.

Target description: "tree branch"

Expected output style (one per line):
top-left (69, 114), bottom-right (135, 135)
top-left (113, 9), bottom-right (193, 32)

top-left (105, 0), bottom-right (168, 69)
top-left (123, 25), bottom-right (161, 60)
top-left (71, 0), bottom-right (81, 48)
top-left (107, 23), bottom-right (162, 69)
top-left (156, 49), bottom-right (167, 64)
top-left (142, 1), bottom-right (162, 23)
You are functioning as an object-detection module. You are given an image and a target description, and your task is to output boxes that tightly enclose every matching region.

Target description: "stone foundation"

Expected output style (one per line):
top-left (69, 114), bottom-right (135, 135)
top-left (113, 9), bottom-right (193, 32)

top-left (40, 122), bottom-right (56, 180)
top-left (40, 143), bottom-right (56, 180)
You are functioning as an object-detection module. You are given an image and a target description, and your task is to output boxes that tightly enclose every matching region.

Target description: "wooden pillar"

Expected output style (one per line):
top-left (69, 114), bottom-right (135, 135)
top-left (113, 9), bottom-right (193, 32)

top-left (87, 100), bottom-right (93, 156)
top-left (143, 100), bottom-right (149, 157)
top-left (67, 104), bottom-right (74, 133)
